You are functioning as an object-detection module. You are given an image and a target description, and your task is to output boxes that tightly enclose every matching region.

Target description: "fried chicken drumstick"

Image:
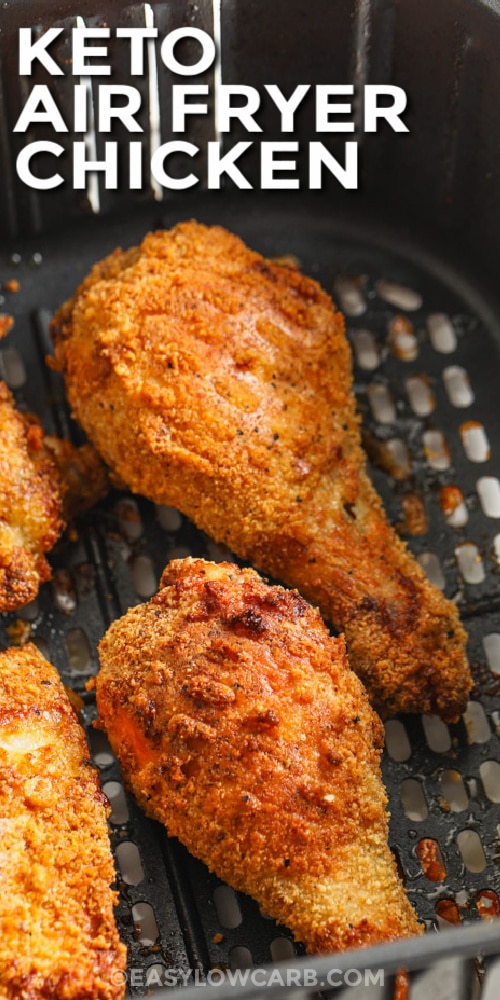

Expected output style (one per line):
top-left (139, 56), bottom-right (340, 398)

top-left (52, 221), bottom-right (471, 721)
top-left (0, 380), bottom-right (108, 612)
top-left (96, 558), bottom-right (421, 954)
top-left (0, 643), bottom-right (126, 999)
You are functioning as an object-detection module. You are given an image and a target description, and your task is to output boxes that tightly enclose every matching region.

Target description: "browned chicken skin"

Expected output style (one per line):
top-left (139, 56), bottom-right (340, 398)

top-left (0, 380), bottom-right (108, 612)
top-left (0, 381), bottom-right (63, 611)
top-left (0, 643), bottom-right (126, 999)
top-left (52, 222), bottom-right (472, 721)
top-left (96, 557), bottom-right (422, 955)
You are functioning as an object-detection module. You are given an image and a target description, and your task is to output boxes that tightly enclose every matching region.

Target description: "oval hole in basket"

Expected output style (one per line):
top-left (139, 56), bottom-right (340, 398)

top-left (64, 627), bottom-right (91, 672)
top-left (145, 965), bottom-right (168, 990)
top-left (435, 899), bottom-right (461, 928)
top-left (456, 830), bottom-right (486, 873)
top-left (400, 493), bottom-right (427, 536)
top-left (423, 429), bottom-right (451, 471)
top-left (87, 728), bottom-right (115, 768)
top-left (440, 770), bottom-right (469, 812)
top-left (270, 937), bottom-right (296, 962)
top-left (132, 555), bottom-right (157, 599)
top-left (406, 375), bottom-right (434, 416)
top-left (213, 885), bottom-right (242, 929)
top-left (0, 346), bottom-right (26, 387)
top-left (102, 781), bottom-right (129, 825)
top-left (52, 569), bottom-right (77, 615)
top-left (477, 477), bottom-right (500, 518)
top-left (333, 276), bottom-right (366, 317)
top-left (439, 486), bottom-right (468, 527)
top-left (483, 634), bottom-right (500, 675)
top-left (442, 366), bottom-right (474, 407)
top-left (375, 280), bottom-right (422, 311)
top-left (132, 902), bottom-right (159, 946)
top-left (400, 779), bottom-right (428, 821)
top-left (480, 761), bottom-right (500, 803)
top-left (351, 329), bottom-right (380, 370)
top-left (367, 383), bottom-right (396, 423)
top-left (385, 438), bottom-right (412, 478)
top-left (384, 720), bottom-right (411, 762)
top-left (116, 498), bottom-right (143, 542)
top-left (416, 838), bottom-right (446, 881)
top-left (417, 552), bottom-right (445, 590)
top-left (460, 422), bottom-right (491, 463)
top-left (384, 719), bottom-right (411, 762)
top-left (422, 714), bottom-right (451, 753)
top-left (388, 315), bottom-right (418, 361)
top-left (156, 504), bottom-right (183, 532)
top-left (463, 701), bottom-right (491, 744)
top-left (229, 947), bottom-right (253, 971)
top-left (494, 534), bottom-right (500, 563)
top-left (477, 890), bottom-right (500, 920)
top-left (427, 313), bottom-right (457, 353)
top-left (116, 841), bottom-right (145, 886)
top-left (455, 543), bottom-right (485, 585)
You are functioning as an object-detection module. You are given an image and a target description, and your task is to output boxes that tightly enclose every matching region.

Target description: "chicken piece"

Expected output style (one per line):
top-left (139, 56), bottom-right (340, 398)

top-left (0, 381), bottom-right (63, 611)
top-left (0, 381), bottom-right (109, 612)
top-left (96, 557), bottom-right (422, 955)
top-left (0, 643), bottom-right (126, 999)
top-left (52, 221), bottom-right (472, 721)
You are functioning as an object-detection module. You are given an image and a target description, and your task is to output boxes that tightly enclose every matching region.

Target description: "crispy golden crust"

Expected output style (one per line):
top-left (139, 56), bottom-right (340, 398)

top-left (0, 382), bottom-right (64, 611)
top-left (96, 557), bottom-right (422, 954)
top-left (0, 382), bottom-right (110, 612)
top-left (0, 644), bottom-right (126, 1000)
top-left (52, 221), bottom-right (472, 721)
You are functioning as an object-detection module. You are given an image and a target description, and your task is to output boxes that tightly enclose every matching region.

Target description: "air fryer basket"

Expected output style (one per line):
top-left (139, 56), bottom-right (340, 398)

top-left (2, 2), bottom-right (500, 999)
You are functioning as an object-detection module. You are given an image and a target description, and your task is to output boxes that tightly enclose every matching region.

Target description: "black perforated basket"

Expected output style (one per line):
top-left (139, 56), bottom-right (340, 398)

top-left (2, 3), bottom-right (500, 998)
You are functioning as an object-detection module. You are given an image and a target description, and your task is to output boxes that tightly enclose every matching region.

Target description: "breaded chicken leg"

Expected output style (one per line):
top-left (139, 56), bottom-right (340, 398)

top-left (52, 222), bottom-right (471, 721)
top-left (0, 380), bottom-right (108, 611)
top-left (96, 558), bottom-right (422, 955)
top-left (0, 643), bottom-right (126, 1000)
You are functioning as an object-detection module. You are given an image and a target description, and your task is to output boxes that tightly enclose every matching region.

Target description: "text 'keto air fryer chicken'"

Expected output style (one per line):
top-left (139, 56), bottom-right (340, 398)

top-left (0, 643), bottom-right (126, 1000)
top-left (96, 558), bottom-right (421, 954)
top-left (52, 221), bottom-right (472, 721)
top-left (0, 379), bottom-right (108, 612)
